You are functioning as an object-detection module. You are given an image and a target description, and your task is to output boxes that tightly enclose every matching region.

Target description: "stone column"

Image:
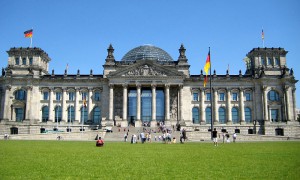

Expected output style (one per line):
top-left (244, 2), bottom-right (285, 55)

top-left (226, 88), bottom-right (232, 124)
top-left (49, 88), bottom-right (54, 122)
top-left (284, 86), bottom-right (290, 121)
top-left (200, 88), bottom-right (205, 124)
top-left (263, 86), bottom-right (268, 121)
top-left (165, 84), bottom-right (170, 121)
top-left (292, 88), bottom-right (297, 121)
top-left (88, 88), bottom-right (92, 121)
top-left (179, 85), bottom-right (183, 122)
top-left (151, 84), bottom-right (156, 121)
top-left (136, 84), bottom-right (141, 121)
top-left (74, 88), bottom-right (80, 123)
top-left (122, 84), bottom-right (128, 121)
top-left (2, 86), bottom-right (11, 120)
top-left (62, 88), bottom-right (67, 122)
top-left (25, 86), bottom-right (32, 120)
top-left (213, 88), bottom-right (218, 124)
top-left (109, 84), bottom-right (114, 121)
top-left (239, 88), bottom-right (245, 124)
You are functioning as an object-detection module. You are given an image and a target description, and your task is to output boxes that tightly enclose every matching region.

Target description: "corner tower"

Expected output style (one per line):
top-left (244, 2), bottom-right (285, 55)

top-left (4, 47), bottom-right (51, 77)
top-left (244, 47), bottom-right (291, 77)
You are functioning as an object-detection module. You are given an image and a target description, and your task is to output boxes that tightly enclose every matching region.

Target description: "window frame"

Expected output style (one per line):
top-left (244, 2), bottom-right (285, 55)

top-left (22, 58), bottom-right (26, 65)
top-left (43, 91), bottom-right (49, 100)
top-left (219, 93), bottom-right (225, 101)
top-left (56, 92), bottom-right (62, 101)
top-left (193, 92), bottom-right (199, 101)
top-left (94, 91), bottom-right (101, 101)
top-left (206, 93), bottom-right (211, 101)
top-left (232, 93), bottom-right (238, 101)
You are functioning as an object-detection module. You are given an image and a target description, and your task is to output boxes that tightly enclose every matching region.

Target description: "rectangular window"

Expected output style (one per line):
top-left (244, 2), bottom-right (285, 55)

top-left (219, 93), bottom-right (225, 101)
top-left (22, 58), bottom-right (26, 65)
top-left (275, 57), bottom-right (280, 66)
top-left (43, 92), bottom-right (49, 100)
top-left (56, 92), bottom-right (62, 101)
top-left (15, 58), bottom-right (20, 65)
top-left (267, 57), bottom-right (272, 65)
top-left (232, 93), bottom-right (238, 101)
top-left (193, 93), bottom-right (198, 101)
top-left (69, 92), bottom-right (75, 101)
top-left (29, 58), bottom-right (33, 65)
top-left (94, 92), bottom-right (100, 101)
top-left (82, 92), bottom-right (88, 100)
top-left (245, 93), bottom-right (251, 101)
top-left (261, 57), bottom-right (265, 66)
top-left (206, 93), bottom-right (211, 101)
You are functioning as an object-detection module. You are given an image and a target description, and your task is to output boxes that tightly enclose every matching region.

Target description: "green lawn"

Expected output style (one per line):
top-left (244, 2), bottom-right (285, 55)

top-left (0, 140), bottom-right (299, 179)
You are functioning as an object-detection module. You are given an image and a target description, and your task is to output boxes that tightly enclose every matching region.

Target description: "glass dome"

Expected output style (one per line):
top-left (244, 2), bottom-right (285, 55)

top-left (121, 45), bottom-right (174, 62)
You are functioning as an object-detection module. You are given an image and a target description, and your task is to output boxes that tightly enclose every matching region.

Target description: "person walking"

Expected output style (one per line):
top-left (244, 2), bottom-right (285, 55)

top-left (233, 133), bottom-right (237, 143)
top-left (212, 128), bottom-right (218, 146)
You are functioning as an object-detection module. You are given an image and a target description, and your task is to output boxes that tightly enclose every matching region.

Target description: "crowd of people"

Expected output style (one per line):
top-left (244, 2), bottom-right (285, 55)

top-left (96, 125), bottom-right (238, 147)
top-left (212, 128), bottom-right (238, 146)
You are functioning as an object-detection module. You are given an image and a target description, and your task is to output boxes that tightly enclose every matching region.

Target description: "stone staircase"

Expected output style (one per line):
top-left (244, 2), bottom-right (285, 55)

top-left (4, 126), bottom-right (300, 142)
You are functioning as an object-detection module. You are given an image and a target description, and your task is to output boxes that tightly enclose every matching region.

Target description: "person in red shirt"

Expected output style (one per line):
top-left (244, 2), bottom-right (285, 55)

top-left (96, 137), bottom-right (104, 147)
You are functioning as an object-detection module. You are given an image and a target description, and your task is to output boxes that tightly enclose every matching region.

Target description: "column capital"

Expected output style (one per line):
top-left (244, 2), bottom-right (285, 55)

top-left (165, 84), bottom-right (170, 89)
top-left (284, 85), bottom-right (290, 92)
top-left (238, 87), bottom-right (244, 92)
top-left (109, 84), bottom-right (114, 89)
top-left (226, 87), bottom-right (232, 92)
top-left (26, 86), bottom-right (33, 91)
top-left (136, 83), bottom-right (141, 89)
top-left (151, 83), bottom-right (157, 89)
top-left (5, 85), bottom-right (12, 91)
top-left (262, 85), bottom-right (268, 91)
top-left (122, 83), bottom-right (128, 89)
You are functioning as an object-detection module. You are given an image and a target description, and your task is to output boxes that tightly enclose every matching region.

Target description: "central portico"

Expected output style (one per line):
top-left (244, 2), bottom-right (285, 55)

top-left (103, 44), bottom-right (189, 127)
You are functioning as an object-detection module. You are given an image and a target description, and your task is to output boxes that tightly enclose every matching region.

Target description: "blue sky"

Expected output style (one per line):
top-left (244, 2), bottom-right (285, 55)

top-left (0, 0), bottom-right (299, 108)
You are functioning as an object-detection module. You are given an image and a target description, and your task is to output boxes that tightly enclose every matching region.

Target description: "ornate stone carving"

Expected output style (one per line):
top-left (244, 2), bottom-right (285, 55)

top-left (125, 65), bottom-right (166, 76)
top-left (170, 87), bottom-right (178, 121)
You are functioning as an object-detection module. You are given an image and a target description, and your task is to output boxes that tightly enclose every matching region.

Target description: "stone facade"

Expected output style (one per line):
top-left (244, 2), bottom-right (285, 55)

top-left (0, 45), bottom-right (299, 137)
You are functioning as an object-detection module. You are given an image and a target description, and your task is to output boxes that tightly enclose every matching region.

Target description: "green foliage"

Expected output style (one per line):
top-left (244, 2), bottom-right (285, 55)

top-left (0, 141), bottom-right (299, 179)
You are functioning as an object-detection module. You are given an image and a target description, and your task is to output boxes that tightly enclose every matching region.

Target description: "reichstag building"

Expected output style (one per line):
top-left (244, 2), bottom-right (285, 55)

top-left (0, 44), bottom-right (298, 136)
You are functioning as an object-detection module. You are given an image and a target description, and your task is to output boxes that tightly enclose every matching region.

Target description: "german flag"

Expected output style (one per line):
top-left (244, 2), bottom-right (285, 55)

top-left (203, 49), bottom-right (210, 87)
top-left (24, 29), bottom-right (33, 38)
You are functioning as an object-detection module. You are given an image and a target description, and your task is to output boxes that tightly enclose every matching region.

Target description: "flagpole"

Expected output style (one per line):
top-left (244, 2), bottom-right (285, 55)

top-left (30, 27), bottom-right (33, 47)
top-left (209, 47), bottom-right (213, 140)
top-left (262, 28), bottom-right (264, 48)
top-left (82, 107), bottom-right (84, 135)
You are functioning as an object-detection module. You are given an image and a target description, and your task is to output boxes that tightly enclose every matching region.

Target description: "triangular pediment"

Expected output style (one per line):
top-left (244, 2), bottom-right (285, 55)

top-left (107, 61), bottom-right (184, 78)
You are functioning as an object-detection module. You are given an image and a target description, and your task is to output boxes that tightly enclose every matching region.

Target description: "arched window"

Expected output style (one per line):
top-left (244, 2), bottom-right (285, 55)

top-left (15, 89), bottom-right (26, 100)
top-left (219, 107), bottom-right (226, 124)
top-left (245, 107), bottom-right (252, 123)
top-left (81, 107), bottom-right (88, 123)
top-left (268, 90), bottom-right (279, 101)
top-left (42, 106), bottom-right (49, 122)
top-left (67, 106), bottom-right (75, 123)
top-left (192, 107), bottom-right (199, 124)
top-left (93, 107), bottom-right (101, 124)
top-left (55, 106), bottom-right (62, 122)
top-left (232, 107), bottom-right (239, 124)
top-left (205, 107), bottom-right (212, 124)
